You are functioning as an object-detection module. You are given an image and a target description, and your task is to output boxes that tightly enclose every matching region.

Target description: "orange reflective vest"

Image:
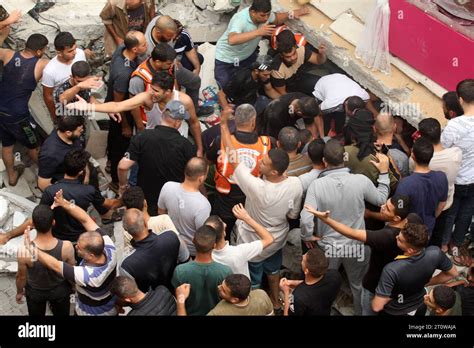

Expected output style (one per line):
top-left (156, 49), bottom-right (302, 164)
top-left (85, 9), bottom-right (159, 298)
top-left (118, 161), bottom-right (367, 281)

top-left (215, 135), bottom-right (271, 194)
top-left (130, 59), bottom-right (175, 124)
top-left (271, 25), bottom-right (307, 51)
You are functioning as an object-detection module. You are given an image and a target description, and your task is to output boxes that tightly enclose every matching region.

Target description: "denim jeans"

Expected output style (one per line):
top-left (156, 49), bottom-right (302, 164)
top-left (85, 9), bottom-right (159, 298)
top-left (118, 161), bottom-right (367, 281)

top-left (444, 183), bottom-right (474, 246)
top-left (128, 163), bottom-right (139, 186)
top-left (214, 50), bottom-right (258, 89)
top-left (360, 287), bottom-right (377, 316)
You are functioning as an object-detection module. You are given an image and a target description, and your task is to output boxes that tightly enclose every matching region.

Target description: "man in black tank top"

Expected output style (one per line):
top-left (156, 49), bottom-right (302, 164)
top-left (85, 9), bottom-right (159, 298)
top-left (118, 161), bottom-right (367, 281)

top-left (16, 205), bottom-right (75, 316)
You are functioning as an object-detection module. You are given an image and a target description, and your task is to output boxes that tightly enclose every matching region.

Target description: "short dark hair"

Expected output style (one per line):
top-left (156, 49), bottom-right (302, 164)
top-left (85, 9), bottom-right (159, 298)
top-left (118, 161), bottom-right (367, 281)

top-left (124, 31), bottom-right (140, 50)
top-left (412, 137), bottom-right (434, 166)
top-left (390, 194), bottom-right (411, 220)
top-left (64, 148), bottom-right (90, 177)
top-left (151, 43), bottom-right (177, 62)
top-left (71, 61), bottom-right (91, 79)
top-left (344, 96), bottom-right (366, 113)
top-left (32, 205), bottom-right (54, 233)
top-left (26, 34), bottom-right (48, 51)
top-left (456, 79), bottom-right (474, 104)
top-left (193, 225), bottom-right (217, 253)
top-left (299, 129), bottom-right (312, 145)
top-left (80, 232), bottom-right (105, 257)
top-left (54, 32), bottom-right (76, 51)
top-left (418, 118), bottom-right (441, 145)
top-left (276, 30), bottom-right (297, 54)
top-left (307, 139), bottom-right (325, 165)
top-left (110, 276), bottom-right (139, 299)
top-left (122, 186), bottom-right (145, 210)
top-left (57, 115), bottom-right (85, 132)
top-left (250, 0), bottom-right (272, 13)
top-left (278, 127), bottom-right (300, 152)
top-left (151, 71), bottom-right (175, 91)
top-left (268, 148), bottom-right (289, 175)
top-left (185, 157), bottom-right (208, 178)
top-left (442, 91), bottom-right (464, 117)
top-left (402, 223), bottom-right (428, 250)
top-left (323, 139), bottom-right (344, 166)
top-left (305, 248), bottom-right (328, 278)
top-left (433, 285), bottom-right (456, 311)
top-left (204, 215), bottom-right (225, 240)
top-left (298, 97), bottom-right (320, 119)
top-left (225, 274), bottom-right (251, 301)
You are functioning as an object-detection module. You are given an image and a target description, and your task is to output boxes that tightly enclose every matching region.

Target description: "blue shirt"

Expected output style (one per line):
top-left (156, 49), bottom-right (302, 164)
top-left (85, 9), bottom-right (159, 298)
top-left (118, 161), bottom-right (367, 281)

top-left (216, 7), bottom-right (275, 63)
top-left (395, 171), bottom-right (448, 235)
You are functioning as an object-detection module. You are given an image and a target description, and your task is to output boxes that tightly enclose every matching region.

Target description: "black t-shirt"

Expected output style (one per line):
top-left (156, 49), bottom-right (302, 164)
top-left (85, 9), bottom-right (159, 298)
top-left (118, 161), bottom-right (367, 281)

top-left (106, 45), bottom-right (138, 102)
top-left (40, 178), bottom-right (107, 242)
top-left (363, 226), bottom-right (402, 293)
top-left (127, 126), bottom-right (195, 212)
top-left (127, 4), bottom-right (146, 32)
top-left (54, 79), bottom-right (91, 118)
top-left (289, 269), bottom-right (342, 316)
top-left (38, 131), bottom-right (82, 182)
top-left (129, 285), bottom-right (177, 316)
top-left (223, 67), bottom-right (268, 106)
top-left (120, 231), bottom-right (180, 293)
top-left (174, 30), bottom-right (194, 58)
top-left (260, 92), bottom-right (307, 138)
top-left (454, 285), bottom-right (474, 316)
top-left (376, 246), bottom-right (453, 315)
top-left (202, 120), bottom-right (236, 154)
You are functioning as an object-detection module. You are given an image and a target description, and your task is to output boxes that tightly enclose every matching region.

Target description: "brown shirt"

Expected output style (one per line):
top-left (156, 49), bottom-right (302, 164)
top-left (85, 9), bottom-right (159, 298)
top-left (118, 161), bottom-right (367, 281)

top-left (271, 45), bottom-right (314, 89)
top-left (287, 153), bottom-right (313, 177)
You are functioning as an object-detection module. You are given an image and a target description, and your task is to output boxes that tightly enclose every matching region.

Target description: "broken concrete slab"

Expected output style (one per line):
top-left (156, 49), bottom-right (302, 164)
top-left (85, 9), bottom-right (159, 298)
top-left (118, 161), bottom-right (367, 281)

top-left (310, 0), bottom-right (351, 20)
top-left (329, 13), bottom-right (364, 47)
top-left (1, 0), bottom-right (36, 15)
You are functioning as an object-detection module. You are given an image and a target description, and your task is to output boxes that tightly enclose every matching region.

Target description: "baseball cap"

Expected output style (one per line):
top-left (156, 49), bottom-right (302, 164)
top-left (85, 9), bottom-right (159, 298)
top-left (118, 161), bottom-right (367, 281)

top-left (165, 100), bottom-right (190, 120)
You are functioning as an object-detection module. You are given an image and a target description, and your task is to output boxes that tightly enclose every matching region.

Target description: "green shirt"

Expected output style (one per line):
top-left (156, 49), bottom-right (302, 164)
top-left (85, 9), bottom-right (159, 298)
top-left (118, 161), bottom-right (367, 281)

top-left (207, 289), bottom-right (274, 316)
top-left (216, 7), bottom-right (276, 63)
top-left (172, 261), bottom-right (232, 316)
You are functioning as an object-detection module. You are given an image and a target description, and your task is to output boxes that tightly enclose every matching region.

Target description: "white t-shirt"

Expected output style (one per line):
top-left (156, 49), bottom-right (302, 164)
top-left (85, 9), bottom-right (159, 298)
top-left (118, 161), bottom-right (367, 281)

top-left (441, 115), bottom-right (474, 185)
top-left (157, 181), bottom-right (211, 256)
top-left (212, 241), bottom-right (263, 279)
top-left (41, 48), bottom-right (86, 88)
top-left (409, 147), bottom-right (462, 210)
top-left (312, 73), bottom-right (369, 112)
top-left (233, 163), bottom-right (303, 262)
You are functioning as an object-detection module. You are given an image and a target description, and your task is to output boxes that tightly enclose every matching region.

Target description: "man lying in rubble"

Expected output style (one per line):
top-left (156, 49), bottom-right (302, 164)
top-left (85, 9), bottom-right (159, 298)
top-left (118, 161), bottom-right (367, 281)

top-left (67, 71), bottom-right (203, 157)
top-left (1, 149), bottom-right (121, 246)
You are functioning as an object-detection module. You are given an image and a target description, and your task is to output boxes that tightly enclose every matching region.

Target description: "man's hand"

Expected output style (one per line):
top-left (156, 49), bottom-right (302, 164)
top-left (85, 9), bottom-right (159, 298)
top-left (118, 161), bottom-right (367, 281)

top-left (6, 10), bottom-right (22, 25)
top-left (257, 24), bottom-right (276, 37)
top-left (51, 189), bottom-right (70, 210)
top-left (66, 94), bottom-right (90, 112)
top-left (220, 105), bottom-right (234, 126)
top-left (77, 76), bottom-right (102, 90)
top-left (304, 204), bottom-right (330, 220)
top-left (192, 67), bottom-right (201, 76)
top-left (292, 6), bottom-right (310, 19)
top-left (0, 233), bottom-right (9, 245)
top-left (232, 203), bottom-right (251, 222)
top-left (83, 48), bottom-right (95, 60)
top-left (370, 152), bottom-right (390, 173)
top-left (303, 235), bottom-right (321, 249)
top-left (108, 112), bottom-right (122, 123)
top-left (176, 283), bottom-right (191, 303)
top-left (16, 291), bottom-right (24, 304)
top-left (318, 43), bottom-right (327, 55)
top-left (114, 37), bottom-right (124, 46)
top-left (279, 278), bottom-right (291, 294)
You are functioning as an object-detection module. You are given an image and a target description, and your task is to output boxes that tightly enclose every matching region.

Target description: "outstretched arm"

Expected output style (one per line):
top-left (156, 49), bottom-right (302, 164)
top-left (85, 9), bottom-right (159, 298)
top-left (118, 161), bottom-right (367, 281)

top-left (51, 189), bottom-right (99, 232)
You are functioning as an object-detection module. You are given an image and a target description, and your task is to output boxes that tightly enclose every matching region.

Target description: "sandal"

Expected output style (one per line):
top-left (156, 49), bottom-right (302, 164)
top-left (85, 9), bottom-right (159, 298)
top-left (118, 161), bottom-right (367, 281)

top-left (8, 165), bottom-right (25, 186)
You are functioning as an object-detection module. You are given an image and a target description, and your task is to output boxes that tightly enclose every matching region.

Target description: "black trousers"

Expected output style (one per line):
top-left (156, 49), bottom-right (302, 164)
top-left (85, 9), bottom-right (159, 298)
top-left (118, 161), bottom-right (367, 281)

top-left (323, 110), bottom-right (346, 136)
top-left (25, 282), bottom-right (72, 316)
top-left (107, 114), bottom-right (133, 183)
top-left (180, 52), bottom-right (204, 72)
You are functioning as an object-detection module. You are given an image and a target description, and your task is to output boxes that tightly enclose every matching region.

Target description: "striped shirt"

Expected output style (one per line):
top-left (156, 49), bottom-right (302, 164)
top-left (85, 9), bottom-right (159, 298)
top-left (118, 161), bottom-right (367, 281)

top-left (441, 115), bottom-right (474, 185)
top-left (62, 230), bottom-right (117, 316)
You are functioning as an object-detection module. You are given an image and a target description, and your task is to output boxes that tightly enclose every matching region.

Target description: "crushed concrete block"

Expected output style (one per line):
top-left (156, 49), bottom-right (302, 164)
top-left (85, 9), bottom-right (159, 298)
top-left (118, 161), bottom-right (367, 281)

top-left (12, 212), bottom-right (26, 229)
top-left (329, 13), bottom-right (364, 47)
top-left (349, 0), bottom-right (376, 23)
top-left (213, 0), bottom-right (238, 12)
top-left (0, 161), bottom-right (5, 172)
top-left (5, 263), bottom-right (17, 273)
top-left (1, 0), bottom-right (36, 14)
top-left (194, 0), bottom-right (215, 10)
top-left (196, 9), bottom-right (222, 25)
top-left (0, 197), bottom-right (10, 227)
top-left (0, 261), bottom-right (6, 269)
top-left (198, 42), bottom-right (218, 95)
top-left (29, 87), bottom-right (54, 137)
top-left (310, 0), bottom-right (351, 20)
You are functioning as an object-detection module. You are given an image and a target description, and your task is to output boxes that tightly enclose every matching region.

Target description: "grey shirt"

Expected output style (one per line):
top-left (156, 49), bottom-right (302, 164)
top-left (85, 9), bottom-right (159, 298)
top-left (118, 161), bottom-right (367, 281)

top-left (158, 181), bottom-right (211, 256)
top-left (300, 167), bottom-right (390, 245)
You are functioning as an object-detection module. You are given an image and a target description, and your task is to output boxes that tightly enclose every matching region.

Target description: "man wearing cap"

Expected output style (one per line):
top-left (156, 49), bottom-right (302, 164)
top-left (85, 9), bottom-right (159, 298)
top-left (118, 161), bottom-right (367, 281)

top-left (68, 72), bottom-right (204, 157)
top-left (218, 55), bottom-right (280, 115)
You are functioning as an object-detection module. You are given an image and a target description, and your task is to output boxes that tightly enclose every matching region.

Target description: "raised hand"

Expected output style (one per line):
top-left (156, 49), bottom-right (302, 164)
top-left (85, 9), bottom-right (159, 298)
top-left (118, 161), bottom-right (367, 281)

top-left (304, 205), bottom-right (330, 220)
top-left (370, 152), bottom-right (390, 173)
top-left (232, 203), bottom-right (251, 222)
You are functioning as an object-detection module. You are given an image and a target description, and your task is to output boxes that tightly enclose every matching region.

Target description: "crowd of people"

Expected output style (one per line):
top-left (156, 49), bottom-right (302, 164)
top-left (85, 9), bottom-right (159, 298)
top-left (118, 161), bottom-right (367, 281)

top-left (0, 0), bottom-right (473, 317)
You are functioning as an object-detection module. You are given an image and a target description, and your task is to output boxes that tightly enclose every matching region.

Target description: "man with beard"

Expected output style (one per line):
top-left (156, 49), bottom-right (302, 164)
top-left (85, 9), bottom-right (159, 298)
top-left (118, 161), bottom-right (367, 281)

top-left (218, 55), bottom-right (280, 115)
top-left (37, 116), bottom-right (85, 191)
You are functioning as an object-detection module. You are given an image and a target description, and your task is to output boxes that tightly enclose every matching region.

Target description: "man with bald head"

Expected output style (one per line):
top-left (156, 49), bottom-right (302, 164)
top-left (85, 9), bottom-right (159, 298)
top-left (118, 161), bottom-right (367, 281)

top-left (120, 208), bottom-right (181, 292)
top-left (374, 112), bottom-right (409, 177)
top-left (23, 189), bottom-right (118, 316)
top-left (158, 157), bottom-right (211, 256)
top-left (144, 15), bottom-right (204, 75)
top-left (100, 0), bottom-right (156, 57)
